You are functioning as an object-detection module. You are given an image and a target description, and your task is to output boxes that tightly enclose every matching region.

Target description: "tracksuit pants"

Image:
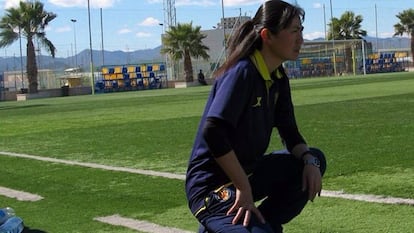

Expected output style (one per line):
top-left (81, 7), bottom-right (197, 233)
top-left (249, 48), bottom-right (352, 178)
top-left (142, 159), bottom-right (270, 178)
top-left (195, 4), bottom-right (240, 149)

top-left (195, 148), bottom-right (327, 233)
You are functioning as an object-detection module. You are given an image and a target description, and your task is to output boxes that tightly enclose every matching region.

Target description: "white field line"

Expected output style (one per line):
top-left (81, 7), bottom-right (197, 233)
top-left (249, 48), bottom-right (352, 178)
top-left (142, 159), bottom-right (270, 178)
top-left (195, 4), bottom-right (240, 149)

top-left (0, 151), bottom-right (185, 180)
top-left (1, 151), bottom-right (414, 207)
top-left (0, 186), bottom-right (43, 202)
top-left (321, 190), bottom-right (414, 206)
top-left (94, 215), bottom-right (193, 233)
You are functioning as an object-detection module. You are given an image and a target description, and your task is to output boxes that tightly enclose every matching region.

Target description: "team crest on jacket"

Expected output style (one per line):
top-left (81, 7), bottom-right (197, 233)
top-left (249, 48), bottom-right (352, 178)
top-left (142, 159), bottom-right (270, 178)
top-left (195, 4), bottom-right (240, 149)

top-left (215, 187), bottom-right (232, 202)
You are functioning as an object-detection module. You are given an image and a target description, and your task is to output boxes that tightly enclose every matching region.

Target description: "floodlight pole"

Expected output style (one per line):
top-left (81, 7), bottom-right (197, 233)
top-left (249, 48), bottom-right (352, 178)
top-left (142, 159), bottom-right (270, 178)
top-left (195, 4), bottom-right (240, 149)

top-left (100, 8), bottom-right (105, 66)
top-left (87, 0), bottom-right (95, 94)
top-left (330, 0), bottom-right (337, 76)
top-left (221, 0), bottom-right (226, 58)
top-left (375, 4), bottom-right (379, 52)
top-left (323, 4), bottom-right (327, 40)
top-left (70, 19), bottom-right (78, 68)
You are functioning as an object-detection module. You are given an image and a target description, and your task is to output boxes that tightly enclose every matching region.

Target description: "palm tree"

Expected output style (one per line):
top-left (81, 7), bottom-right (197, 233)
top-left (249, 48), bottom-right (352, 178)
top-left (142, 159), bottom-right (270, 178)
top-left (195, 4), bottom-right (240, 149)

top-left (161, 22), bottom-right (210, 82)
top-left (394, 8), bottom-right (414, 64)
top-left (0, 1), bottom-right (56, 93)
top-left (328, 11), bottom-right (367, 74)
top-left (328, 11), bottom-right (367, 40)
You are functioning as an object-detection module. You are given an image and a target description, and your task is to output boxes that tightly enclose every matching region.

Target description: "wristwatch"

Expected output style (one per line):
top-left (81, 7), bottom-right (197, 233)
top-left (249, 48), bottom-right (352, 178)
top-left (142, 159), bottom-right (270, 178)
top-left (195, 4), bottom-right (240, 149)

top-left (304, 156), bottom-right (321, 168)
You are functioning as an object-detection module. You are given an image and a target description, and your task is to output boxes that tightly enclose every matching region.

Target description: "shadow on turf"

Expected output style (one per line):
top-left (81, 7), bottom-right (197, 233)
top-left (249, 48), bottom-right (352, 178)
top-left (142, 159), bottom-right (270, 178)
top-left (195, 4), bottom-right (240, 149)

top-left (0, 104), bottom-right (49, 111)
top-left (22, 226), bottom-right (47, 233)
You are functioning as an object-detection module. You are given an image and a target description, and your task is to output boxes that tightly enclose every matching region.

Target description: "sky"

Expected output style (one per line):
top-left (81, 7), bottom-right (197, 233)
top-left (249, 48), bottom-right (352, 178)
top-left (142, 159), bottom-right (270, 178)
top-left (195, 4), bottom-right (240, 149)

top-left (0, 0), bottom-right (412, 58)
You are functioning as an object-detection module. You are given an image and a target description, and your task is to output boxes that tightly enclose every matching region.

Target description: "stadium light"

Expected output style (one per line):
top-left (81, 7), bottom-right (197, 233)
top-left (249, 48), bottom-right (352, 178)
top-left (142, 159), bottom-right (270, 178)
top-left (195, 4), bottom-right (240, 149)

top-left (70, 19), bottom-right (77, 68)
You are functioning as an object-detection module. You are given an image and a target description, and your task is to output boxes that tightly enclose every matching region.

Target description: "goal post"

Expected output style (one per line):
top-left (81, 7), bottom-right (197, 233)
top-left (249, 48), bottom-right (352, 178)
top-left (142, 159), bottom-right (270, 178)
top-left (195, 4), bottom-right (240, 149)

top-left (284, 39), bottom-right (369, 78)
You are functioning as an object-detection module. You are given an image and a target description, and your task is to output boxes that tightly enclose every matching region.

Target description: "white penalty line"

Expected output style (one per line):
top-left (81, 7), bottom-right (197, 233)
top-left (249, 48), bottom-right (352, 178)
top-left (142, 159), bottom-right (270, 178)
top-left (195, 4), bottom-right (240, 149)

top-left (1, 151), bottom-right (414, 207)
top-left (94, 215), bottom-right (193, 233)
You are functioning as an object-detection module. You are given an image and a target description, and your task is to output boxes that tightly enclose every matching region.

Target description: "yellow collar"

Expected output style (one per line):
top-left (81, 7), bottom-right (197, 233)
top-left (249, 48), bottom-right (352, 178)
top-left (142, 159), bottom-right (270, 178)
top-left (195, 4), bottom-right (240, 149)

top-left (250, 50), bottom-right (272, 82)
top-left (250, 50), bottom-right (283, 80)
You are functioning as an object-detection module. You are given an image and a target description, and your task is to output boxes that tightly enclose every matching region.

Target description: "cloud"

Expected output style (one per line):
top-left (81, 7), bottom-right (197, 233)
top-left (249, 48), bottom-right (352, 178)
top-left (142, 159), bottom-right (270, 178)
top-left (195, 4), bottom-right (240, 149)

top-left (3, 0), bottom-right (119, 9)
top-left (118, 27), bottom-right (132, 34)
top-left (56, 25), bottom-right (71, 33)
top-left (176, 0), bottom-right (215, 6)
top-left (303, 31), bottom-right (326, 40)
top-left (147, 0), bottom-right (162, 3)
top-left (313, 3), bottom-right (323, 9)
top-left (136, 32), bottom-right (152, 38)
top-left (140, 17), bottom-right (161, 26)
top-left (223, 0), bottom-right (263, 7)
top-left (4, 0), bottom-right (20, 9)
top-left (174, 0), bottom-right (262, 7)
top-left (47, 0), bottom-right (119, 8)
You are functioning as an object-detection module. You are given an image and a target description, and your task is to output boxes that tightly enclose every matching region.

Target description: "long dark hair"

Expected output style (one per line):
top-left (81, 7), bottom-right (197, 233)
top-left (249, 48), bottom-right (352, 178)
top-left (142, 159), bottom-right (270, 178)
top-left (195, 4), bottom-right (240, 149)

top-left (214, 0), bottom-right (305, 78)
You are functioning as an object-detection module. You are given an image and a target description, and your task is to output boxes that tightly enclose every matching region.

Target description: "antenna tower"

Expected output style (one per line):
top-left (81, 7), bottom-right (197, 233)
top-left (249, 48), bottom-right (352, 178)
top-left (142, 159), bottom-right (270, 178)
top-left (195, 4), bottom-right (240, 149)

top-left (163, 0), bottom-right (176, 28)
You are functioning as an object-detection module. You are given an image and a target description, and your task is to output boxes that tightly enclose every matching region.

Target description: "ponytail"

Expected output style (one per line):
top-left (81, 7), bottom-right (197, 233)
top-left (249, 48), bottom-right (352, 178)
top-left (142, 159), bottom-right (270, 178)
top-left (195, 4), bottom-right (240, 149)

top-left (213, 0), bottom-right (304, 79)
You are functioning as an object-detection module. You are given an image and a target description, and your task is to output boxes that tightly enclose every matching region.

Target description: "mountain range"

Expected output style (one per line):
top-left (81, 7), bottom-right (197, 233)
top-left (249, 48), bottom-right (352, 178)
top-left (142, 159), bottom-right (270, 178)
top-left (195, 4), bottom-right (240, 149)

top-left (0, 46), bottom-right (163, 73)
top-left (0, 36), bottom-right (410, 73)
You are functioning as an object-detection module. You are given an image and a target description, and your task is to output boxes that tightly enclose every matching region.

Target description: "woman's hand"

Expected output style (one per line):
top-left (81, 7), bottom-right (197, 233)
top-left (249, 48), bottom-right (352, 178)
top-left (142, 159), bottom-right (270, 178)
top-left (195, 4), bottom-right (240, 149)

top-left (227, 187), bottom-right (266, 226)
top-left (214, 151), bottom-right (266, 226)
top-left (302, 154), bottom-right (322, 201)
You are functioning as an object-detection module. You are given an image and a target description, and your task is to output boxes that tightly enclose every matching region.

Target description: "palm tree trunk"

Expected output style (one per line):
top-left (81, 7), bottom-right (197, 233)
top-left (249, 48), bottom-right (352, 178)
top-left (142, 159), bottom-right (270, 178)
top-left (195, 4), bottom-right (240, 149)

top-left (183, 51), bottom-right (193, 82)
top-left (27, 38), bottom-right (38, 93)
top-left (411, 33), bottom-right (414, 67)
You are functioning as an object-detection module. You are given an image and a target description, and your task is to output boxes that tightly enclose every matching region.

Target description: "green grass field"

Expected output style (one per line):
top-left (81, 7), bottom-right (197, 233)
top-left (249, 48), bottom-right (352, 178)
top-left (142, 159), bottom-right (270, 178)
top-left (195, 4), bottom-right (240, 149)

top-left (1, 72), bottom-right (413, 232)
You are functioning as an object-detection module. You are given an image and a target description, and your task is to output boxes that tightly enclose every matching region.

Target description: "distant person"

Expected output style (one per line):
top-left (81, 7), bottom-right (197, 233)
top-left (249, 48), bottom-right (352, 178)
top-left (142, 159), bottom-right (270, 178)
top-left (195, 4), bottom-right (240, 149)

top-left (198, 69), bottom-right (207, 85)
top-left (185, 1), bottom-right (326, 233)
